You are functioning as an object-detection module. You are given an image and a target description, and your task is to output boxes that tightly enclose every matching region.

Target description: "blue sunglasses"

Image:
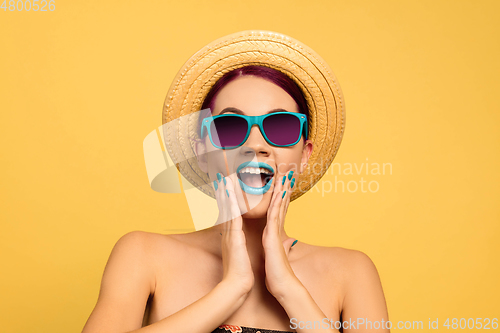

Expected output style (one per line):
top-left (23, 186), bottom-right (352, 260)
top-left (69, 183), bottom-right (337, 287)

top-left (201, 112), bottom-right (308, 149)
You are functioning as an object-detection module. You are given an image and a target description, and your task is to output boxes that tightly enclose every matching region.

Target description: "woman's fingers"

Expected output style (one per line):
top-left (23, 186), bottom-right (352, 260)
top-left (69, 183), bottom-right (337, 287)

top-left (266, 183), bottom-right (282, 235)
top-left (213, 178), bottom-right (221, 222)
top-left (214, 172), bottom-right (244, 235)
top-left (225, 176), bottom-right (243, 230)
top-left (283, 180), bottom-right (293, 227)
top-left (270, 170), bottom-right (294, 230)
top-left (278, 172), bottom-right (293, 229)
top-left (214, 173), bottom-right (229, 233)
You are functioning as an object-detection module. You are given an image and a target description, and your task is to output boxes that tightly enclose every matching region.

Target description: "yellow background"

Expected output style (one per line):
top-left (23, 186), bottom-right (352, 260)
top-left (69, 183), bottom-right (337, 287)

top-left (1, 0), bottom-right (499, 331)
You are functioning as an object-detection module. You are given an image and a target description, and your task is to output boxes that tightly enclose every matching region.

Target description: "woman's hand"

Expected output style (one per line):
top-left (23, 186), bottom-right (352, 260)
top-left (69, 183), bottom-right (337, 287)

top-left (214, 174), bottom-right (255, 295)
top-left (262, 170), bottom-right (301, 300)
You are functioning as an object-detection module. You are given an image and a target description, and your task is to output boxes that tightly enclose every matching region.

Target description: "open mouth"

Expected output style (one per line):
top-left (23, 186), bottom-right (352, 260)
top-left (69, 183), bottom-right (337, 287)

top-left (238, 166), bottom-right (274, 188)
top-left (236, 162), bottom-right (274, 194)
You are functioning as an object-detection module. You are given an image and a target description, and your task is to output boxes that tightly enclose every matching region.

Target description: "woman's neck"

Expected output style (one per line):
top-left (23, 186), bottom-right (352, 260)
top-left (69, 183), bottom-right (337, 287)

top-left (214, 216), bottom-right (290, 257)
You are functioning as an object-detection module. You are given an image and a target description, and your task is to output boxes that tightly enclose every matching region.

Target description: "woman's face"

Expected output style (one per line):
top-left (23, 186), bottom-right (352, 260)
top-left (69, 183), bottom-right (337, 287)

top-left (199, 75), bottom-right (313, 219)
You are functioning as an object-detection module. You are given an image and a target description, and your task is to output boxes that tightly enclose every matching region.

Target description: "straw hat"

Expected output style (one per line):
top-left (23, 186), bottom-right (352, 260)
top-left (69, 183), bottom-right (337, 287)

top-left (162, 30), bottom-right (345, 201)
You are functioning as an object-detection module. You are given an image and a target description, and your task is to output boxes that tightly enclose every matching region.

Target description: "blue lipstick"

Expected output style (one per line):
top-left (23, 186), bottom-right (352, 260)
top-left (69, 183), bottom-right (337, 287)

top-left (236, 161), bottom-right (274, 195)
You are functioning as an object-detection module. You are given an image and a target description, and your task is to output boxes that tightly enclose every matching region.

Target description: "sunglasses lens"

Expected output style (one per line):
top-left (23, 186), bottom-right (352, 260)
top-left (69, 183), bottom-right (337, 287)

top-left (263, 113), bottom-right (302, 146)
top-left (210, 116), bottom-right (248, 148)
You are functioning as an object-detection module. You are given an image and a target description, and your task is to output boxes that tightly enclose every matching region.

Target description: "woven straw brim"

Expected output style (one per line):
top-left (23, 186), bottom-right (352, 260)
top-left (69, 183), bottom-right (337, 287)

top-left (162, 30), bottom-right (345, 201)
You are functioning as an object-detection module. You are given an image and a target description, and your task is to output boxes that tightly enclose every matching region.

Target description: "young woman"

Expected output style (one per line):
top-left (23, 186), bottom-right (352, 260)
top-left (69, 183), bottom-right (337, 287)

top-left (82, 31), bottom-right (390, 333)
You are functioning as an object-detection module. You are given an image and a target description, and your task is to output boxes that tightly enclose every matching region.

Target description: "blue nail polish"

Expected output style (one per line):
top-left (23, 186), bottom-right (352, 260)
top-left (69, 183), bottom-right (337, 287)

top-left (214, 180), bottom-right (218, 190)
top-left (217, 173), bottom-right (222, 183)
top-left (291, 239), bottom-right (298, 247)
top-left (226, 189), bottom-right (229, 197)
top-left (223, 177), bottom-right (227, 186)
top-left (282, 191), bottom-right (286, 199)
top-left (291, 178), bottom-right (295, 189)
top-left (282, 175), bottom-right (286, 185)
top-left (288, 170), bottom-right (294, 180)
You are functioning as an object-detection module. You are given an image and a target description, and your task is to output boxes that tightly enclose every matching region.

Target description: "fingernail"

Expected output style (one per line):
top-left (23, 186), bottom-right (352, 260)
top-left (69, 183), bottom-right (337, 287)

top-left (282, 175), bottom-right (286, 185)
top-left (217, 173), bottom-right (222, 183)
top-left (282, 191), bottom-right (286, 199)
top-left (214, 180), bottom-right (218, 190)
top-left (226, 189), bottom-right (229, 197)
top-left (291, 239), bottom-right (298, 247)
top-left (223, 177), bottom-right (227, 186)
top-left (291, 178), bottom-right (295, 188)
top-left (288, 171), bottom-right (294, 180)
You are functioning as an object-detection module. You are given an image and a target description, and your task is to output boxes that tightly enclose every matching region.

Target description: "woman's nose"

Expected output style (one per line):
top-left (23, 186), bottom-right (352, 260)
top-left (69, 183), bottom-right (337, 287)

top-left (239, 124), bottom-right (270, 156)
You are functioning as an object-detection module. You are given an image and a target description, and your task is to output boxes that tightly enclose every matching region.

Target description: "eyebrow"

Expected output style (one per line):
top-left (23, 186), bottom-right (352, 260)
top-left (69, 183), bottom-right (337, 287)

top-left (219, 107), bottom-right (291, 115)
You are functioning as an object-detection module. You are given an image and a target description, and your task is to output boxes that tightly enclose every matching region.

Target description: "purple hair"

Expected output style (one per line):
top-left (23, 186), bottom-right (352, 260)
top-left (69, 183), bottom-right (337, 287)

top-left (197, 65), bottom-right (309, 138)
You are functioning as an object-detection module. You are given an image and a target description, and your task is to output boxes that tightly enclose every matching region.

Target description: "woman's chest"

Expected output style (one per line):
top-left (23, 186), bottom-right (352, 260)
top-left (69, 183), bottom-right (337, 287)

top-left (145, 248), bottom-right (343, 327)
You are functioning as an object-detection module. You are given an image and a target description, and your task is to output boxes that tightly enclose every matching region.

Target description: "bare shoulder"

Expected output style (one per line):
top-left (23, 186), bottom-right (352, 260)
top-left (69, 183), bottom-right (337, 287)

top-left (110, 230), bottom-right (161, 265)
top-left (293, 242), bottom-right (384, 301)
top-left (111, 231), bottom-right (190, 270)
top-left (326, 245), bottom-right (381, 285)
top-left (119, 229), bottom-right (200, 248)
top-left (82, 231), bottom-right (167, 332)
top-left (151, 229), bottom-right (215, 251)
top-left (323, 246), bottom-right (379, 275)
top-left (293, 241), bottom-right (376, 274)
top-left (114, 230), bottom-right (172, 258)
top-left (117, 230), bottom-right (202, 260)
top-left (107, 231), bottom-right (164, 293)
top-left (324, 246), bottom-right (382, 289)
top-left (301, 243), bottom-right (388, 322)
top-left (124, 229), bottom-right (218, 269)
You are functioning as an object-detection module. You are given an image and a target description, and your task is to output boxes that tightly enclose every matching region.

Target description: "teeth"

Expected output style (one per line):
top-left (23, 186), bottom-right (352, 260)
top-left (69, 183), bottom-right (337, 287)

top-left (239, 167), bottom-right (273, 175)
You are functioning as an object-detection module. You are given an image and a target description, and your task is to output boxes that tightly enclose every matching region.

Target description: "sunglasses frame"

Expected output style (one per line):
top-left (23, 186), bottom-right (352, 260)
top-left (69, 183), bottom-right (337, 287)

top-left (200, 112), bottom-right (308, 150)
